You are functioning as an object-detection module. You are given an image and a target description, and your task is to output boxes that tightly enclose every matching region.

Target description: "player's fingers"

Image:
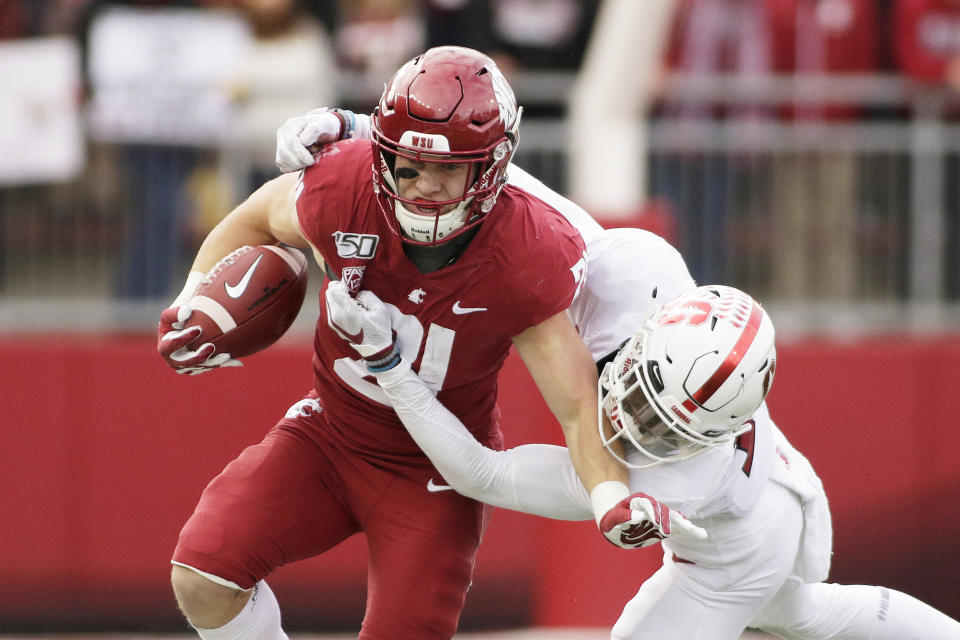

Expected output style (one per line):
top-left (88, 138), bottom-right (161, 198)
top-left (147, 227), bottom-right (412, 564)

top-left (670, 513), bottom-right (708, 540)
top-left (356, 290), bottom-right (384, 312)
top-left (180, 366), bottom-right (210, 376)
top-left (327, 279), bottom-right (351, 298)
top-left (169, 341), bottom-right (215, 365)
top-left (205, 352), bottom-right (241, 368)
top-left (275, 119), bottom-right (316, 171)
top-left (300, 120), bottom-right (333, 147)
top-left (630, 495), bottom-right (659, 523)
top-left (288, 141), bottom-right (316, 169)
top-left (161, 325), bottom-right (201, 345)
top-left (275, 148), bottom-right (312, 173)
top-left (176, 304), bottom-right (194, 324)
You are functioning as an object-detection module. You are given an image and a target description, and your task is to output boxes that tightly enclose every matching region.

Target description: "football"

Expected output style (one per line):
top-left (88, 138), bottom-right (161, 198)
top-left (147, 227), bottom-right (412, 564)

top-left (188, 244), bottom-right (309, 358)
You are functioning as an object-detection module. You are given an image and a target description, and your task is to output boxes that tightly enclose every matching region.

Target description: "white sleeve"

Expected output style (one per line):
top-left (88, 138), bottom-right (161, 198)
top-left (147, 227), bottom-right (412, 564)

top-left (374, 361), bottom-right (593, 521)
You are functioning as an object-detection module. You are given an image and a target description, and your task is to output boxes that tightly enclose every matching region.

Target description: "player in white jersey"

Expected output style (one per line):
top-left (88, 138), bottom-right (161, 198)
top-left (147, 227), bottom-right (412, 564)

top-left (279, 111), bottom-right (960, 639)
top-left (324, 276), bottom-right (959, 640)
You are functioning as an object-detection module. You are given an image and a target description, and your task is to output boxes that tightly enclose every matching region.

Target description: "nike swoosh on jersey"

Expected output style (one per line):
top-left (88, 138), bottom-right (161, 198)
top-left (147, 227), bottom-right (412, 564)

top-left (224, 254), bottom-right (264, 299)
top-left (426, 478), bottom-right (455, 492)
top-left (452, 301), bottom-right (488, 315)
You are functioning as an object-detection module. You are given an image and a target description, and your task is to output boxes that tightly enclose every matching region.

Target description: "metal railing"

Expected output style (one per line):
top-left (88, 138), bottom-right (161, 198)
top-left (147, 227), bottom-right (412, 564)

top-left (1, 72), bottom-right (959, 334)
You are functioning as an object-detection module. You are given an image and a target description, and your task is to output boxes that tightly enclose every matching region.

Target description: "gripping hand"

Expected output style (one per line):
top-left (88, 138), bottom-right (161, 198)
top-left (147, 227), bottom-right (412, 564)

top-left (325, 280), bottom-right (400, 371)
top-left (156, 273), bottom-right (242, 375)
top-left (275, 108), bottom-right (371, 173)
top-left (599, 492), bottom-right (707, 549)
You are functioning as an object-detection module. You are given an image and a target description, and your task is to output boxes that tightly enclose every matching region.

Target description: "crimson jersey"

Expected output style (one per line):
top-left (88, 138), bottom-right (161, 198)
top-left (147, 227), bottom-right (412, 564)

top-left (295, 138), bottom-right (586, 475)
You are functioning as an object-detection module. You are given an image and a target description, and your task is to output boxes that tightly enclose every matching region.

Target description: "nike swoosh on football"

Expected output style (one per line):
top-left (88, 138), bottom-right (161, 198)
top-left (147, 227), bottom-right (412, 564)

top-left (426, 478), bottom-right (455, 492)
top-left (224, 254), bottom-right (264, 299)
top-left (452, 301), bottom-right (487, 315)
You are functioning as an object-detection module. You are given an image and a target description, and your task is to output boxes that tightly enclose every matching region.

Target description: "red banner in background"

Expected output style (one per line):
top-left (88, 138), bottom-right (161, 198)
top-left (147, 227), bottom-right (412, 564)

top-left (1, 333), bottom-right (958, 630)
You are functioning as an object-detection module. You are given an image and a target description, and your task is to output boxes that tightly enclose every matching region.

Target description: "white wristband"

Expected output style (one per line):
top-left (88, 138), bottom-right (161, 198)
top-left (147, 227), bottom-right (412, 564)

top-left (171, 271), bottom-right (204, 308)
top-left (590, 480), bottom-right (631, 526)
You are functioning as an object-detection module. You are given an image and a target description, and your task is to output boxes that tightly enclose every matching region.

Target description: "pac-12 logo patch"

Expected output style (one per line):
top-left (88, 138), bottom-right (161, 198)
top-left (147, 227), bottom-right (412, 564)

top-left (332, 231), bottom-right (379, 259)
top-left (341, 267), bottom-right (366, 293)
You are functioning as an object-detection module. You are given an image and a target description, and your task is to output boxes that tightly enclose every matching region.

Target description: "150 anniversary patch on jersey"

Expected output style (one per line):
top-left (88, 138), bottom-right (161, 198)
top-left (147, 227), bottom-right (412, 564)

top-left (332, 231), bottom-right (379, 259)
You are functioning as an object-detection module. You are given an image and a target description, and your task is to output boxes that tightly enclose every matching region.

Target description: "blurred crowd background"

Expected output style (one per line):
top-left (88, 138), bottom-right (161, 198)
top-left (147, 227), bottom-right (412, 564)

top-left (2, 0), bottom-right (960, 334)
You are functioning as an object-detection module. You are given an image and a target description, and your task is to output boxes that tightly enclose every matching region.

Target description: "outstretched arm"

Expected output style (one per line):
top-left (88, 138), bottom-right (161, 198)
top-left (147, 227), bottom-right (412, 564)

top-left (322, 280), bottom-right (591, 518)
top-left (375, 359), bottom-right (593, 520)
top-left (325, 283), bottom-right (708, 545)
top-left (512, 312), bottom-right (635, 523)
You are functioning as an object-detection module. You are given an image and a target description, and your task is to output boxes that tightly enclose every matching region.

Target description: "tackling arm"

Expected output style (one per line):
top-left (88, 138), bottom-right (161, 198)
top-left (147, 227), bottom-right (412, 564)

top-left (324, 284), bottom-right (706, 545)
top-left (374, 360), bottom-right (592, 520)
top-left (512, 312), bottom-right (631, 512)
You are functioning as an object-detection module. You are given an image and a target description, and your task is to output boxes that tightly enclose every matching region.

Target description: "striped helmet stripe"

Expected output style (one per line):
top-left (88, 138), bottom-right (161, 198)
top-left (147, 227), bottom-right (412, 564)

top-left (681, 301), bottom-right (762, 413)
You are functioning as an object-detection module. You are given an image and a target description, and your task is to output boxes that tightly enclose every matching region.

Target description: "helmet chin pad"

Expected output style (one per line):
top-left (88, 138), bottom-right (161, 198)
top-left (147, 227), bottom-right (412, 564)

top-left (393, 197), bottom-right (474, 244)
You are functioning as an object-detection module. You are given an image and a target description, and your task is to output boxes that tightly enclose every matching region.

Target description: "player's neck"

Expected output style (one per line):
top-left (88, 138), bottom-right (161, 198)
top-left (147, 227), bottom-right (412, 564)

top-left (402, 226), bottom-right (480, 274)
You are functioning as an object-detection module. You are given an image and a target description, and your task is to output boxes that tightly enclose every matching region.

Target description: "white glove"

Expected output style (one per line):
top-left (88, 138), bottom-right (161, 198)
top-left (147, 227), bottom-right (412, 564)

top-left (594, 482), bottom-right (707, 549)
top-left (324, 280), bottom-right (399, 371)
top-left (275, 108), bottom-right (371, 173)
top-left (157, 271), bottom-right (242, 375)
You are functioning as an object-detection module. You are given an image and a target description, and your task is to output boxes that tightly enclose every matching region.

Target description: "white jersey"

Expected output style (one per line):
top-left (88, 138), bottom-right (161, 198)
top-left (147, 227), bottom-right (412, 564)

top-left (628, 402), bottom-right (775, 520)
top-left (375, 219), bottom-right (780, 524)
top-left (567, 227), bottom-right (696, 361)
top-left (506, 163), bottom-right (605, 244)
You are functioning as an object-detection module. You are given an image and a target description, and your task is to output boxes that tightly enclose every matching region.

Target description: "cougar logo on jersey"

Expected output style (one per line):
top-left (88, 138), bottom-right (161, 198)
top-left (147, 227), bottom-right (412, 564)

top-left (332, 231), bottom-right (379, 259)
top-left (408, 288), bottom-right (426, 304)
top-left (285, 398), bottom-right (321, 419)
top-left (341, 267), bottom-right (365, 293)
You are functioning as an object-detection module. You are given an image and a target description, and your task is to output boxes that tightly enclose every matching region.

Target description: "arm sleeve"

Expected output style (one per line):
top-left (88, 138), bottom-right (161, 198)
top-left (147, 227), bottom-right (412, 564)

top-left (375, 361), bottom-right (593, 521)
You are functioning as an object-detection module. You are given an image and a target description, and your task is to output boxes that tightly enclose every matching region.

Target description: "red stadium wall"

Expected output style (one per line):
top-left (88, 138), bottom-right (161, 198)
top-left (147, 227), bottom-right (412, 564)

top-left (1, 333), bottom-right (958, 631)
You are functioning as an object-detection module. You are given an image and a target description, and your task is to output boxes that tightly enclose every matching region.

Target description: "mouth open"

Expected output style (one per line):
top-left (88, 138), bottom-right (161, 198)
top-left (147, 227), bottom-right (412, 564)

top-left (411, 199), bottom-right (441, 215)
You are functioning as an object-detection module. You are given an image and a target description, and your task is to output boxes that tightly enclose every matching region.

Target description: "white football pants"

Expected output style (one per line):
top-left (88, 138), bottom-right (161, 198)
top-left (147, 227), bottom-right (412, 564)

top-left (611, 481), bottom-right (960, 640)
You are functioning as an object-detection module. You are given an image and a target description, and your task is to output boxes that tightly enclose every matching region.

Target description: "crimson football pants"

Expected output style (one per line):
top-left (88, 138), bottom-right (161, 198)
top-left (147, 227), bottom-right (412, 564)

top-left (173, 406), bottom-right (486, 639)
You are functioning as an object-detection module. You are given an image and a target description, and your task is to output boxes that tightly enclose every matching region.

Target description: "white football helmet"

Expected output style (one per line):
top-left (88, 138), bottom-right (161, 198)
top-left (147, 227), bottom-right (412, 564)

top-left (599, 285), bottom-right (776, 468)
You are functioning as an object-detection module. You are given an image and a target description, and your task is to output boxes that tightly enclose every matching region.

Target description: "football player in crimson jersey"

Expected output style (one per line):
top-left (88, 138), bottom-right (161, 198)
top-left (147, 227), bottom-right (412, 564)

top-left (156, 47), bottom-right (628, 640)
top-left (325, 274), bottom-right (960, 640)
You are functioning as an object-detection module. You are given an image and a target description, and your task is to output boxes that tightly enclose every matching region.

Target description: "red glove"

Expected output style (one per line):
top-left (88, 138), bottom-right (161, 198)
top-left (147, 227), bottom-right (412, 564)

top-left (156, 273), bottom-right (241, 375)
top-left (598, 491), bottom-right (707, 549)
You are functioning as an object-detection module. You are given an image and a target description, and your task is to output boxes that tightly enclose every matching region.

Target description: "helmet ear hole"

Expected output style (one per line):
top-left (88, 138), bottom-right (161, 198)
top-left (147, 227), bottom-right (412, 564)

top-left (761, 359), bottom-right (776, 399)
top-left (647, 360), bottom-right (665, 393)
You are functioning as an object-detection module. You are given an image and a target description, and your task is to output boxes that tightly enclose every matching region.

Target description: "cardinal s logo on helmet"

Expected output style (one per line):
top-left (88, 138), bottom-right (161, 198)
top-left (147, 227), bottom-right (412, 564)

top-left (598, 285), bottom-right (777, 469)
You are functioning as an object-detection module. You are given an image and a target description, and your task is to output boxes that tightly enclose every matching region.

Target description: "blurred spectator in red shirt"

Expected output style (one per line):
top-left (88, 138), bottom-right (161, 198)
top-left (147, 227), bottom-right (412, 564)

top-left (654, 0), bottom-right (776, 284)
top-left (765, 0), bottom-right (879, 300)
top-left (893, 0), bottom-right (960, 92)
top-left (654, 0), bottom-right (879, 298)
top-left (767, 0), bottom-right (878, 119)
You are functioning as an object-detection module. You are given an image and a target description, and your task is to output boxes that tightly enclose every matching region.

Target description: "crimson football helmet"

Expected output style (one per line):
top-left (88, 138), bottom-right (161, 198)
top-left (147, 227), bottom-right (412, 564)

top-left (371, 46), bottom-right (522, 245)
top-left (599, 285), bottom-right (777, 468)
